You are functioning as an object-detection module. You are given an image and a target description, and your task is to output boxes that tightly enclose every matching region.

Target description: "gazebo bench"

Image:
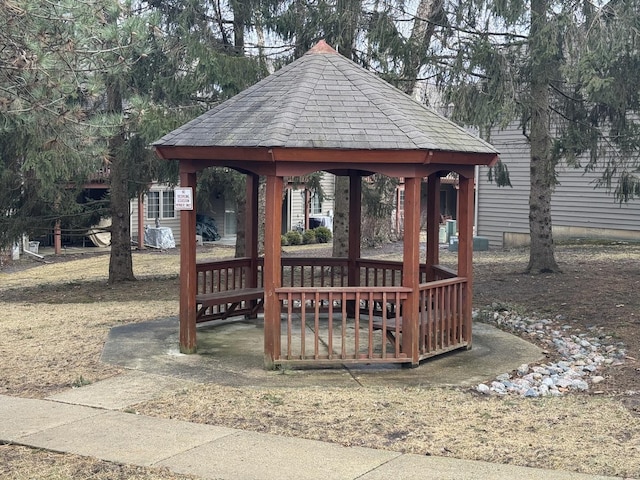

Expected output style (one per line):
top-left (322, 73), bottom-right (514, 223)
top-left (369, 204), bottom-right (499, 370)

top-left (196, 287), bottom-right (264, 321)
top-left (372, 317), bottom-right (403, 348)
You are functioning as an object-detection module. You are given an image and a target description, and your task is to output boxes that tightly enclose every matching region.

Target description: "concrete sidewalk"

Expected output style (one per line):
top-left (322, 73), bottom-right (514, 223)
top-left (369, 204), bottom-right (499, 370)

top-left (0, 393), bottom-right (620, 480)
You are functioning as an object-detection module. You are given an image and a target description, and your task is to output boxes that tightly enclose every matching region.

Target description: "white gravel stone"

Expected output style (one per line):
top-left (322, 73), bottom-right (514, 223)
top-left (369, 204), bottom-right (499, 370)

top-left (477, 384), bottom-right (491, 394)
top-left (475, 307), bottom-right (626, 397)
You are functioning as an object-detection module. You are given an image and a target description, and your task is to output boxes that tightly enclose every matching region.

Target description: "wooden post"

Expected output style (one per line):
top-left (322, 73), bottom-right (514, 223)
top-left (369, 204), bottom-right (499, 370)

top-left (137, 193), bottom-right (145, 250)
top-left (425, 173), bottom-right (441, 281)
top-left (245, 174), bottom-right (259, 273)
top-left (263, 175), bottom-right (283, 368)
top-left (458, 174), bottom-right (475, 348)
top-left (246, 174), bottom-right (259, 317)
top-left (54, 220), bottom-right (62, 255)
top-left (347, 173), bottom-right (361, 286)
top-left (402, 176), bottom-right (421, 366)
top-left (179, 167), bottom-right (198, 354)
top-left (346, 173), bottom-right (361, 317)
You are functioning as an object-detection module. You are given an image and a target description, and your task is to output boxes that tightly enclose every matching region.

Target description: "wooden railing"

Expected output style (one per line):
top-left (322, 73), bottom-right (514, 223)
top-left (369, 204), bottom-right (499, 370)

top-left (195, 257), bottom-right (470, 365)
top-left (276, 286), bottom-right (411, 364)
top-left (280, 257), bottom-right (348, 287)
top-left (418, 277), bottom-right (468, 358)
top-left (196, 257), bottom-right (261, 322)
top-left (432, 264), bottom-right (458, 280)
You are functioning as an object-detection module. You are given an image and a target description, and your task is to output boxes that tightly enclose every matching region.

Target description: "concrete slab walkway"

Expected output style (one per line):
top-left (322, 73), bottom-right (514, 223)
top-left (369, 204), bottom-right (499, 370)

top-left (0, 393), bottom-right (619, 480)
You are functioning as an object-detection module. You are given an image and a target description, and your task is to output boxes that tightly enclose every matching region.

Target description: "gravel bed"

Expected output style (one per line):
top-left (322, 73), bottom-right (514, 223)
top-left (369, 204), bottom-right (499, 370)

top-left (475, 305), bottom-right (628, 397)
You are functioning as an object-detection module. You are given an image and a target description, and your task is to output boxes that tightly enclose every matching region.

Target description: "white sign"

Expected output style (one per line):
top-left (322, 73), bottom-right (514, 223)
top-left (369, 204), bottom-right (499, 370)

top-left (174, 187), bottom-right (193, 210)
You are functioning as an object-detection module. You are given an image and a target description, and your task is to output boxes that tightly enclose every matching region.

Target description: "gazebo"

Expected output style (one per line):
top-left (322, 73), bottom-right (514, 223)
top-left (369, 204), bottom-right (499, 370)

top-left (153, 41), bottom-right (499, 369)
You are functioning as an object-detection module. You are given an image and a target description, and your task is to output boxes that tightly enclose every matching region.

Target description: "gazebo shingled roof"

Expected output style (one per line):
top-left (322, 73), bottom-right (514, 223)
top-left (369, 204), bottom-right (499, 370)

top-left (154, 41), bottom-right (497, 161)
top-left (153, 40), bottom-right (500, 368)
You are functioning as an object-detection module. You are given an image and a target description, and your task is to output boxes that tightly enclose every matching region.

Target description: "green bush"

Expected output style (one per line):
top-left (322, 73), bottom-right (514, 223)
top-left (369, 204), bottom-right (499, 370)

top-left (285, 230), bottom-right (302, 245)
top-left (302, 229), bottom-right (317, 244)
top-left (314, 226), bottom-right (332, 243)
top-left (281, 235), bottom-right (288, 246)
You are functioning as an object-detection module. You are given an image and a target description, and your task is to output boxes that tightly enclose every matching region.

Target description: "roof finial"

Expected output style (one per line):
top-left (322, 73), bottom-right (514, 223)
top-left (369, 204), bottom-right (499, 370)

top-left (307, 40), bottom-right (338, 54)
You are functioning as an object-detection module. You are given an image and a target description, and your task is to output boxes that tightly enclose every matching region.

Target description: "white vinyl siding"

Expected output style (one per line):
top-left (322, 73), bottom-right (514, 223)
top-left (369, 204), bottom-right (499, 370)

top-left (131, 185), bottom-right (181, 245)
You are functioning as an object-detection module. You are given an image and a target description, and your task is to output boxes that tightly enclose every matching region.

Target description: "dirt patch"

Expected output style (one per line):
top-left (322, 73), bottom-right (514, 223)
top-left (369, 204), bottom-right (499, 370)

top-left (1, 242), bottom-right (639, 478)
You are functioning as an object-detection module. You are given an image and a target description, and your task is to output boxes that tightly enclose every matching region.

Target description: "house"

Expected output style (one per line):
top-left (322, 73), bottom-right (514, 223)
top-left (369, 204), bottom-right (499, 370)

top-left (131, 182), bottom-right (239, 246)
top-left (284, 173), bottom-right (335, 233)
top-left (476, 126), bottom-right (640, 248)
top-left (131, 175), bottom-right (337, 246)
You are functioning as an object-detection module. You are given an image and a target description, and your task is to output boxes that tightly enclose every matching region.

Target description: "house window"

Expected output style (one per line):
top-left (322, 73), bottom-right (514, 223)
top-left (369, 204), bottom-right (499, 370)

top-left (310, 193), bottom-right (322, 215)
top-left (162, 191), bottom-right (175, 218)
top-left (147, 190), bottom-right (175, 220)
top-left (399, 189), bottom-right (405, 212)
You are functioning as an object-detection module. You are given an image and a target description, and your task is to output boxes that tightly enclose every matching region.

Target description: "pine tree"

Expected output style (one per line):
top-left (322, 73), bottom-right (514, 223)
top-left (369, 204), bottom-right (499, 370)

top-left (0, 0), bottom-right (130, 252)
top-left (1, 0), bottom-right (266, 280)
top-left (433, 1), bottom-right (640, 273)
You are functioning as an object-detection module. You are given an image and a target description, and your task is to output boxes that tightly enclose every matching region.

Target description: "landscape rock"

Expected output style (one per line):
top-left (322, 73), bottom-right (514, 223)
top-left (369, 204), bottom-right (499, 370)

top-left (476, 308), bottom-right (626, 397)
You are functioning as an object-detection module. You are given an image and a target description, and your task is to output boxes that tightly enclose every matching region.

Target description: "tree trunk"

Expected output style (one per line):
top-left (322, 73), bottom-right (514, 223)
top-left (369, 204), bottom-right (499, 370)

top-left (402, 0), bottom-right (444, 96)
top-left (331, 0), bottom-right (361, 258)
top-left (107, 80), bottom-right (136, 283)
top-left (332, 175), bottom-right (349, 257)
top-left (527, 0), bottom-right (560, 274)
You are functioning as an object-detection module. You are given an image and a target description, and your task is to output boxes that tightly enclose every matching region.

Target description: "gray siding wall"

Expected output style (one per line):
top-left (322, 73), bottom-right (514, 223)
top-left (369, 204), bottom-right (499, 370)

top-left (477, 127), bottom-right (531, 247)
top-left (477, 126), bottom-right (640, 248)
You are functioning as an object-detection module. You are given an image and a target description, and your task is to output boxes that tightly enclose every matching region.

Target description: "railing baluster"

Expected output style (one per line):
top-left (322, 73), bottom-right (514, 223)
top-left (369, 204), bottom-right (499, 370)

top-left (314, 291), bottom-right (320, 359)
top-left (381, 291), bottom-right (388, 359)
top-left (300, 292), bottom-right (306, 359)
top-left (287, 292), bottom-right (293, 358)
top-left (354, 291), bottom-right (361, 357)
top-left (341, 292), bottom-right (347, 359)
top-left (328, 292), bottom-right (334, 359)
top-left (394, 292), bottom-right (401, 358)
top-left (368, 291), bottom-right (374, 358)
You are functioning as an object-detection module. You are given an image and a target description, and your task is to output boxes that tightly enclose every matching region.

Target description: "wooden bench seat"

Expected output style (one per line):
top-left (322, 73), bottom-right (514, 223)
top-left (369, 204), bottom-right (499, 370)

top-left (372, 317), bottom-right (403, 348)
top-left (196, 287), bottom-right (264, 321)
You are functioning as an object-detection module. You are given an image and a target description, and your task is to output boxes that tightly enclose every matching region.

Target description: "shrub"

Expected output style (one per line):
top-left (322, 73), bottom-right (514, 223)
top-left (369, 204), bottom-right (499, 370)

top-left (302, 229), bottom-right (317, 244)
top-left (281, 235), bottom-right (288, 246)
top-left (285, 230), bottom-right (302, 245)
top-left (314, 226), bottom-right (332, 243)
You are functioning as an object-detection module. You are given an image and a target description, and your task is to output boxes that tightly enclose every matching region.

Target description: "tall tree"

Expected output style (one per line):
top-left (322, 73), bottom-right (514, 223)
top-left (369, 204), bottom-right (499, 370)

top-left (1, 0), bottom-right (266, 281)
top-left (574, 0), bottom-right (640, 202)
top-left (401, 0), bottom-right (445, 97)
top-left (433, 1), bottom-right (640, 273)
top-left (0, 0), bottom-right (134, 253)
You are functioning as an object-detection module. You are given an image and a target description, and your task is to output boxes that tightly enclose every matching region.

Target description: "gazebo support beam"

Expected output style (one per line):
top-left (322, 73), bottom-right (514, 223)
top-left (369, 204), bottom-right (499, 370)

top-left (458, 174), bottom-right (475, 348)
top-left (246, 174), bottom-right (259, 317)
top-left (245, 175), bottom-right (259, 271)
top-left (402, 176), bottom-right (422, 366)
top-left (425, 173), bottom-right (441, 281)
top-left (348, 173), bottom-right (361, 286)
top-left (264, 174), bottom-right (283, 368)
top-left (179, 168), bottom-right (198, 354)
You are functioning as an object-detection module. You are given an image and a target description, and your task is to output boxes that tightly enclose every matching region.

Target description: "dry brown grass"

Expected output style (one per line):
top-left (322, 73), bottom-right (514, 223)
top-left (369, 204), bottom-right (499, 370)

top-left (1, 245), bottom-right (640, 478)
top-left (0, 444), bottom-right (196, 480)
top-left (135, 383), bottom-right (640, 477)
